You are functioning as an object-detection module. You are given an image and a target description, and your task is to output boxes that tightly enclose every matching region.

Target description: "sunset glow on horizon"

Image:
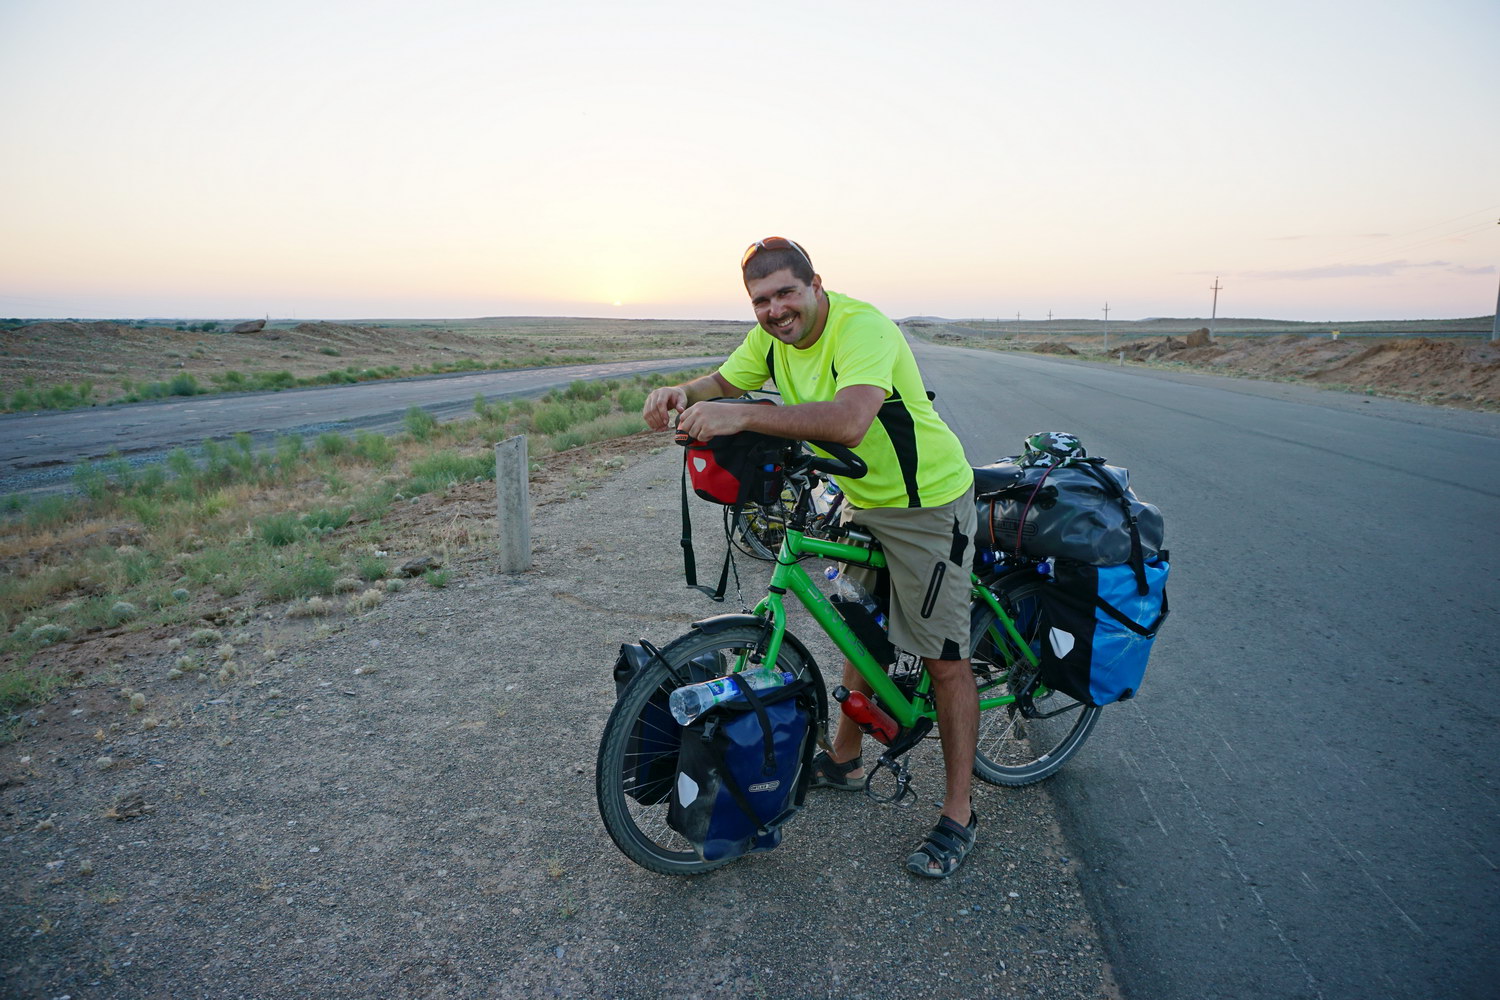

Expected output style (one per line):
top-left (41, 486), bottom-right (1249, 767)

top-left (1, 0), bottom-right (1496, 324)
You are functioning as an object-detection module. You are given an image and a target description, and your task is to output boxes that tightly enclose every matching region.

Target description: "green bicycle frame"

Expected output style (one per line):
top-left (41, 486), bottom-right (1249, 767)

top-left (747, 525), bottom-right (1040, 729)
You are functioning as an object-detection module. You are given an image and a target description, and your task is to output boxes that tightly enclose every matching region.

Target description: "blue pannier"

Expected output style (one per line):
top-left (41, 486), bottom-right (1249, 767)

top-left (667, 678), bottom-right (814, 862)
top-left (1036, 558), bottom-right (1170, 706)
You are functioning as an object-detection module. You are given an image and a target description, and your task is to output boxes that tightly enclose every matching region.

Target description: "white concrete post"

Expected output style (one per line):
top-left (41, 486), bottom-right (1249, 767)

top-left (495, 435), bottom-right (531, 573)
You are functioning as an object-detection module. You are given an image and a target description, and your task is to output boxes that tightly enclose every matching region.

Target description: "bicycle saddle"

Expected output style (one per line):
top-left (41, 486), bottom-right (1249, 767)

top-left (972, 461), bottom-right (1024, 496)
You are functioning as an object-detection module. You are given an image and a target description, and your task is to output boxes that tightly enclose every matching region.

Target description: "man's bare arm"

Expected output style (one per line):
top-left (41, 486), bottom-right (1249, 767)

top-left (641, 371), bottom-right (741, 430)
top-left (675, 384), bottom-right (885, 447)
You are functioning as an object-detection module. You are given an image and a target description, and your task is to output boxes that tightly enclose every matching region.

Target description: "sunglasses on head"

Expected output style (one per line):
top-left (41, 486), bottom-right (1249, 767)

top-left (740, 236), bottom-right (812, 271)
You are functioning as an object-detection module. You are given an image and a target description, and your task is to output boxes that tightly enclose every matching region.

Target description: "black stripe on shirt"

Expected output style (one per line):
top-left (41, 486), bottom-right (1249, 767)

top-left (876, 387), bottom-right (921, 508)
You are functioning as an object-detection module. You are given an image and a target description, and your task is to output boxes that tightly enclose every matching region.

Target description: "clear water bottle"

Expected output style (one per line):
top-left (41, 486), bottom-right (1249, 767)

top-left (668, 666), bottom-right (795, 725)
top-left (825, 566), bottom-right (887, 630)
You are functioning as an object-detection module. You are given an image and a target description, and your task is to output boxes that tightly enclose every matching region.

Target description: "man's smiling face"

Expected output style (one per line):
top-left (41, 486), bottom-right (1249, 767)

top-left (746, 267), bottom-right (826, 349)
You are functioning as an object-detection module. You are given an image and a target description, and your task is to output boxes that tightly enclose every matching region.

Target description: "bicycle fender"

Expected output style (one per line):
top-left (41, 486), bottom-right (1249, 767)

top-left (689, 614), bottom-right (829, 733)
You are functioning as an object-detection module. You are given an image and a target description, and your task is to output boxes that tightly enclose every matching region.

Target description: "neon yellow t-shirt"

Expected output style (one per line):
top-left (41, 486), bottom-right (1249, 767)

top-left (718, 291), bottom-right (972, 510)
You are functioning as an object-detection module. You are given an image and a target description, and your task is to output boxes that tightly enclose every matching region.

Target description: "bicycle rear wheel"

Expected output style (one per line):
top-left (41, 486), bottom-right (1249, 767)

top-left (731, 501), bottom-right (790, 560)
top-left (970, 574), bottom-right (1102, 786)
top-left (595, 623), bottom-right (813, 875)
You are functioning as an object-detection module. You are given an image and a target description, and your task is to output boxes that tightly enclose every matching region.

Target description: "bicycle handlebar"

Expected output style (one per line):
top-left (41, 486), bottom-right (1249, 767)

top-left (800, 440), bottom-right (868, 480)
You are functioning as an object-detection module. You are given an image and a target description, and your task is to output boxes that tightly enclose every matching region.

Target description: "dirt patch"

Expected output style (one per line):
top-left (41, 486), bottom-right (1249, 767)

top-left (0, 441), bottom-right (1118, 999)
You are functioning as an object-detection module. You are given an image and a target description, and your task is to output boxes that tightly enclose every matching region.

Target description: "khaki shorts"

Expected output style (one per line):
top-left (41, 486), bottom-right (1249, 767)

top-left (840, 487), bottom-right (976, 662)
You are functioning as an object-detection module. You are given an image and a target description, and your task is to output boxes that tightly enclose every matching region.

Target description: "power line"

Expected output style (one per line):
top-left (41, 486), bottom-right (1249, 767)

top-left (1281, 203), bottom-right (1500, 272)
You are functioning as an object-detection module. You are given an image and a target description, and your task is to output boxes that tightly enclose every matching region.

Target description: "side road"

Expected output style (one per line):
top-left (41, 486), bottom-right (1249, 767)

top-left (3, 442), bottom-right (1118, 999)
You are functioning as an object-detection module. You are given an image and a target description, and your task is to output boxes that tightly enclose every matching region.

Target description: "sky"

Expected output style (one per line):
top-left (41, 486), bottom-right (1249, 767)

top-left (1, 0), bottom-right (1497, 324)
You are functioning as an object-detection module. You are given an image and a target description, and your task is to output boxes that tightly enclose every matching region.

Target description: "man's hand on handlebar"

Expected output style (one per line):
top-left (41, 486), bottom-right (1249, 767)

top-left (674, 401), bottom-right (754, 443)
top-left (641, 386), bottom-right (689, 431)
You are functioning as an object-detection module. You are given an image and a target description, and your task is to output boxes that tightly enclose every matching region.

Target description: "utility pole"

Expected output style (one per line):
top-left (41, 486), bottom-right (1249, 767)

top-left (1048, 310), bottom-right (1053, 322)
top-left (1103, 302), bottom-right (1110, 352)
top-left (1209, 277), bottom-right (1223, 337)
top-left (1491, 269), bottom-right (1498, 343)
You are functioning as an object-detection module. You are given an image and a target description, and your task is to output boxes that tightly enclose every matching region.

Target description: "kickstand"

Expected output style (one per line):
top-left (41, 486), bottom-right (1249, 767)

top-left (864, 754), bottom-right (916, 807)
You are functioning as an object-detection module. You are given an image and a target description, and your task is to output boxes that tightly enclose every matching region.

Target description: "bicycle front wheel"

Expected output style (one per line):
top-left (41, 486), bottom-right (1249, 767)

top-left (970, 575), bottom-right (1102, 786)
top-left (595, 623), bottom-right (812, 875)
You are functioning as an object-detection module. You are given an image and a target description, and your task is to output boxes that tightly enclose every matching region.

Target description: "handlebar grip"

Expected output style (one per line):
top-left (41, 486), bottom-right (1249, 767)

top-left (805, 440), bottom-right (868, 480)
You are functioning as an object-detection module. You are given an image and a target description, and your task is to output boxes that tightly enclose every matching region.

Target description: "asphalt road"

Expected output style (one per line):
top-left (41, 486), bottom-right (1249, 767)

top-left (0, 356), bottom-right (718, 494)
top-left (913, 339), bottom-right (1500, 1000)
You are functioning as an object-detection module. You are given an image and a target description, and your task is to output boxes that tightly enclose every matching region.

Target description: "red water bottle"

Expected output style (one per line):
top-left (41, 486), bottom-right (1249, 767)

top-left (834, 686), bottom-right (900, 745)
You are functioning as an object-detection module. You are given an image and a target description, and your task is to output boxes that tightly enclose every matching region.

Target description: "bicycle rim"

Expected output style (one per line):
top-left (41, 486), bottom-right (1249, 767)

top-left (970, 576), bottom-right (1102, 786)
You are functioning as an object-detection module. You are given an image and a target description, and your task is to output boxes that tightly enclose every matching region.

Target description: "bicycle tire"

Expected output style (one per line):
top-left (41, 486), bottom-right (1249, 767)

top-left (595, 623), bottom-right (812, 875)
top-left (970, 574), bottom-right (1102, 786)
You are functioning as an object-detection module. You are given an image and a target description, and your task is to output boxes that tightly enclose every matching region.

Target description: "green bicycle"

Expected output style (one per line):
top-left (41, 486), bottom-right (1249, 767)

top-left (595, 441), bottom-right (1103, 875)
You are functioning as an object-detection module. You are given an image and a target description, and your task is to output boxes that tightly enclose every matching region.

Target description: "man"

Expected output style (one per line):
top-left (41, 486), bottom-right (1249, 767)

top-left (642, 237), bottom-right (980, 878)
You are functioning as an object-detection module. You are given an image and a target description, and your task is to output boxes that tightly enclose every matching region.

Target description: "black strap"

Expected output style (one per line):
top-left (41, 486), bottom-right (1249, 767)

top-left (1073, 460), bottom-right (1149, 596)
top-left (736, 680), bottom-right (778, 776)
top-left (679, 454), bottom-right (730, 602)
top-left (1092, 588), bottom-right (1169, 637)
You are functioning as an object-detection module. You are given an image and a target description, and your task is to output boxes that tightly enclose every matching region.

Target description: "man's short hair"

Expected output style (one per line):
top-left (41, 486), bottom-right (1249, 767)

top-left (742, 241), bottom-right (815, 285)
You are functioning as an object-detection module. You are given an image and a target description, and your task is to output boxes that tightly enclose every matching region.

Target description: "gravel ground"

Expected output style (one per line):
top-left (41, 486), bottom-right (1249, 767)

top-left (2, 443), bottom-right (1119, 999)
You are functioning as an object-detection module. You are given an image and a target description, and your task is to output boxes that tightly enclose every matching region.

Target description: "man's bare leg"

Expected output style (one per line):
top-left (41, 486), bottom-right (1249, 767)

top-left (924, 656), bottom-right (977, 826)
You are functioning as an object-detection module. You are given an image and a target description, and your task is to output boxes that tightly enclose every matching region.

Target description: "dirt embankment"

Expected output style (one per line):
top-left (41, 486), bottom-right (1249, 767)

top-left (925, 326), bottom-right (1499, 411)
top-left (1, 321), bottom-right (412, 397)
top-left (1124, 333), bottom-right (1498, 409)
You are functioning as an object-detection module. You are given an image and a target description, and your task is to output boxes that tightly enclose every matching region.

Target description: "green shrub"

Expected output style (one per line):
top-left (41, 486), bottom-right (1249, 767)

top-left (256, 512), bottom-right (304, 546)
top-left (300, 507), bottom-right (350, 535)
top-left (73, 463), bottom-right (113, 502)
top-left (263, 559), bottom-right (339, 601)
top-left (352, 431), bottom-right (395, 467)
top-left (404, 406), bottom-right (438, 441)
top-left (0, 667), bottom-right (63, 713)
top-left (319, 346), bottom-right (342, 356)
top-left (532, 403), bottom-right (578, 435)
top-left (350, 485), bottom-right (394, 522)
top-left (168, 373), bottom-right (202, 397)
top-left (548, 431), bottom-right (587, 452)
top-left (407, 451), bottom-right (494, 495)
top-left (316, 432), bottom-right (349, 457)
top-left (616, 387), bottom-right (647, 413)
top-left (564, 379), bottom-right (606, 402)
top-left (24, 495), bottom-right (74, 530)
top-left (166, 447), bottom-right (198, 484)
top-left (273, 434), bottom-right (304, 477)
top-left (357, 555), bottom-right (389, 581)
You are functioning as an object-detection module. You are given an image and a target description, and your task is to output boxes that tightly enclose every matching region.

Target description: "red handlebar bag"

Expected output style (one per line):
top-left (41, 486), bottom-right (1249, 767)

top-left (677, 398), bottom-right (784, 506)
